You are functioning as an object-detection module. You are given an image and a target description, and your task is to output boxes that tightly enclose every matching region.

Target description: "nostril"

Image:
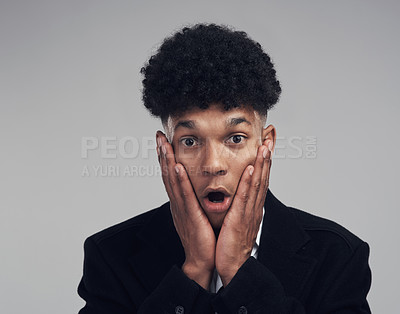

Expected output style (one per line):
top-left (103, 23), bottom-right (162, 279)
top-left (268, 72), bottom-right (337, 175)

top-left (203, 167), bottom-right (227, 176)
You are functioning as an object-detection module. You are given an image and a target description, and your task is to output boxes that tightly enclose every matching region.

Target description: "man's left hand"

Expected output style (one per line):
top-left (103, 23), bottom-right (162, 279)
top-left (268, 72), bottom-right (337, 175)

top-left (215, 140), bottom-right (273, 287)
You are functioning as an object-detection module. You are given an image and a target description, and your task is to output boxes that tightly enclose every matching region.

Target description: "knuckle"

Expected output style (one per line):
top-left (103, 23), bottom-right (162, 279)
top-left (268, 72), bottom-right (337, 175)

top-left (161, 165), bottom-right (169, 176)
top-left (181, 190), bottom-right (191, 198)
top-left (240, 191), bottom-right (249, 202)
top-left (175, 170), bottom-right (182, 182)
top-left (245, 172), bottom-right (253, 182)
top-left (253, 181), bottom-right (261, 192)
top-left (168, 177), bottom-right (177, 186)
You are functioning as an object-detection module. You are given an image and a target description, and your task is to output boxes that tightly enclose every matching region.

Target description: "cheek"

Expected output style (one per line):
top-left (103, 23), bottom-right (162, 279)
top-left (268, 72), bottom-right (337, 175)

top-left (173, 144), bottom-right (188, 167)
top-left (232, 154), bottom-right (255, 177)
top-left (175, 152), bottom-right (200, 178)
top-left (229, 145), bottom-right (258, 182)
top-left (176, 155), bottom-right (204, 198)
top-left (236, 142), bottom-right (258, 165)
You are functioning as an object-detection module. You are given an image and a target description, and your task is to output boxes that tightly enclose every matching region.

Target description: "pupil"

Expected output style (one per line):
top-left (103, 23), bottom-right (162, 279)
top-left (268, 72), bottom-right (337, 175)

top-left (185, 138), bottom-right (194, 146)
top-left (232, 135), bottom-right (242, 143)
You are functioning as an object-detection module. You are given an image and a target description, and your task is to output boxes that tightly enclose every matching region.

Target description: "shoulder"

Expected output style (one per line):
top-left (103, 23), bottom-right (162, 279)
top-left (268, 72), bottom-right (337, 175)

top-left (288, 206), bottom-right (367, 255)
top-left (84, 202), bottom-right (170, 253)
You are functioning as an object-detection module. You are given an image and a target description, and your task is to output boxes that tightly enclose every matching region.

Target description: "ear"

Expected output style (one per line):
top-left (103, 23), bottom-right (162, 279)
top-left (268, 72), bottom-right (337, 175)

top-left (262, 124), bottom-right (276, 153)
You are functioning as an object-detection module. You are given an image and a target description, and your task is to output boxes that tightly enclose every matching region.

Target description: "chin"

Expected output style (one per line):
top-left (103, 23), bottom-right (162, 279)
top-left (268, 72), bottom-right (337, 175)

top-left (205, 211), bottom-right (227, 231)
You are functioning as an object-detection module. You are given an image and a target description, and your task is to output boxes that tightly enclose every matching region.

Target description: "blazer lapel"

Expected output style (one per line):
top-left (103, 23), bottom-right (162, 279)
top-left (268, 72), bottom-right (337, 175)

top-left (258, 189), bottom-right (317, 299)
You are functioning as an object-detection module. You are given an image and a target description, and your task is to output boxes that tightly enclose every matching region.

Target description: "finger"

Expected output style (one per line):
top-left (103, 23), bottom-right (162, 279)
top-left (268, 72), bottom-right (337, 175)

top-left (157, 131), bottom-right (178, 202)
top-left (156, 132), bottom-right (162, 164)
top-left (159, 150), bottom-right (175, 202)
top-left (256, 142), bottom-right (272, 207)
top-left (265, 157), bottom-right (272, 196)
top-left (245, 145), bottom-right (267, 214)
top-left (230, 165), bottom-right (254, 216)
top-left (162, 134), bottom-right (179, 189)
top-left (160, 133), bottom-right (198, 215)
top-left (159, 136), bottom-right (202, 219)
top-left (156, 132), bottom-right (198, 232)
top-left (156, 132), bottom-right (169, 186)
top-left (174, 163), bottom-right (202, 216)
top-left (156, 130), bottom-right (167, 165)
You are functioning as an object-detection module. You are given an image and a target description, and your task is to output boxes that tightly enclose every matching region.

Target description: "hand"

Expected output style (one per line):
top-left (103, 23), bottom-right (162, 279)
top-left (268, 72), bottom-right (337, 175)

top-left (215, 141), bottom-right (273, 287)
top-left (156, 131), bottom-right (216, 289)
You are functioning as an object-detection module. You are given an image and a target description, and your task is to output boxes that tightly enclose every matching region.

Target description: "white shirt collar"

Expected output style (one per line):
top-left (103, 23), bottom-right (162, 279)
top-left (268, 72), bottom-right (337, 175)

top-left (255, 207), bottom-right (265, 248)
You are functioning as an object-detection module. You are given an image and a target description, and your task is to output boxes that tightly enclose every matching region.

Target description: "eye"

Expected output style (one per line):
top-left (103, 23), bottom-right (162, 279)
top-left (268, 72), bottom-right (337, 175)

top-left (227, 135), bottom-right (246, 144)
top-left (180, 137), bottom-right (197, 147)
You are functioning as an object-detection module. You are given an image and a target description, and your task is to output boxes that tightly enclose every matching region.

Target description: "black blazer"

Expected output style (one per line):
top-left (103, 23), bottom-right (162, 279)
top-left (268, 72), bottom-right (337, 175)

top-left (78, 189), bottom-right (372, 313)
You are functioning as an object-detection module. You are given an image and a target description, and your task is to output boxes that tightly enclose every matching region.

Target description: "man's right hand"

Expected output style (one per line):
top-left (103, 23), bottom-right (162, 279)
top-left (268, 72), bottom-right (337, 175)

top-left (156, 131), bottom-right (216, 290)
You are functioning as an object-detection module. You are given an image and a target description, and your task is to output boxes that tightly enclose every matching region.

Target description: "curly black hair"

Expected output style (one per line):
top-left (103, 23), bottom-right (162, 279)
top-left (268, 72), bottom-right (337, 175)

top-left (140, 23), bottom-right (281, 122)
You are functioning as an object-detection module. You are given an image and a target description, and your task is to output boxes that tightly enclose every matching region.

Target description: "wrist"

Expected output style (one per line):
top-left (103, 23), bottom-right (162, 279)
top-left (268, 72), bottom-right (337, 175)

top-left (219, 266), bottom-right (239, 287)
top-left (182, 262), bottom-right (213, 290)
top-left (218, 256), bottom-right (249, 287)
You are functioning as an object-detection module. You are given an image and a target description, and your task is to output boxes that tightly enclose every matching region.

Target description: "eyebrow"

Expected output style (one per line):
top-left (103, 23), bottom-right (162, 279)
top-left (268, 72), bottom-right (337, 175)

top-left (174, 120), bottom-right (196, 132)
top-left (227, 117), bottom-right (251, 127)
top-left (174, 116), bottom-right (251, 132)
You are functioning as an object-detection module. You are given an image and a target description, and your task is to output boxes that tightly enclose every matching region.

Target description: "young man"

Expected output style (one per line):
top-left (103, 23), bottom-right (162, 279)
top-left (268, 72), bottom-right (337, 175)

top-left (78, 23), bottom-right (372, 313)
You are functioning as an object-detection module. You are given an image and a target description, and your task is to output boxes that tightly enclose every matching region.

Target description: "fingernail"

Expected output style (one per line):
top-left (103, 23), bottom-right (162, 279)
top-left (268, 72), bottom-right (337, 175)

top-left (268, 141), bottom-right (273, 152)
top-left (249, 166), bottom-right (254, 176)
top-left (175, 165), bottom-right (180, 174)
top-left (263, 147), bottom-right (268, 159)
top-left (157, 137), bottom-right (162, 148)
top-left (162, 144), bottom-right (166, 155)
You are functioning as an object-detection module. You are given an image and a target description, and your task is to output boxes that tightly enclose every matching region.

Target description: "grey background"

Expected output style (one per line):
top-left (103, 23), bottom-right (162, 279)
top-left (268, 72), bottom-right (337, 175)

top-left (1, 0), bottom-right (399, 313)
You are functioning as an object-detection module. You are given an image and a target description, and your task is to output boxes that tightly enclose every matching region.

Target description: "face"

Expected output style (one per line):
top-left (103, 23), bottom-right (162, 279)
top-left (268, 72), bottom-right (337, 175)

top-left (164, 103), bottom-right (275, 230)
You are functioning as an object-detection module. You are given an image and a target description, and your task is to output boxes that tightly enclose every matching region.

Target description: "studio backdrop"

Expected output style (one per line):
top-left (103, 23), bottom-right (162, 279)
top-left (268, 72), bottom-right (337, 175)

top-left (1, 1), bottom-right (399, 313)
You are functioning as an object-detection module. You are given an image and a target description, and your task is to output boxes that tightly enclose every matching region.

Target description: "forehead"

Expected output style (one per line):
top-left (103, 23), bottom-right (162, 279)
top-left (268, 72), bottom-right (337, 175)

top-left (165, 103), bottom-right (263, 133)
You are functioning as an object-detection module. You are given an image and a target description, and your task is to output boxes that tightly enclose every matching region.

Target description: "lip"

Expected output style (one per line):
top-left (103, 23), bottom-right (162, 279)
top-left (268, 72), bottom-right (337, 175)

top-left (202, 186), bottom-right (232, 213)
top-left (203, 186), bottom-right (231, 198)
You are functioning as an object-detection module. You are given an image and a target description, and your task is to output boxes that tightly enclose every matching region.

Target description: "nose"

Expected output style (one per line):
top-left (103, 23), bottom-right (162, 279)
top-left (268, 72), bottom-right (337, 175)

top-left (201, 141), bottom-right (228, 176)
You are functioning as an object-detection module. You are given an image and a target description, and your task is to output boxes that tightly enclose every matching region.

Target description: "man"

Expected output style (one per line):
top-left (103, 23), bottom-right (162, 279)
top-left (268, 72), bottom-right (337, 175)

top-left (78, 23), bottom-right (372, 313)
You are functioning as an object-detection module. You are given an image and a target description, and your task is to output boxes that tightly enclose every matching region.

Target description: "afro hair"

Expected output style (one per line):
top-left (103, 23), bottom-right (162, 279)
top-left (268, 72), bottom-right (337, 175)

top-left (140, 23), bottom-right (281, 122)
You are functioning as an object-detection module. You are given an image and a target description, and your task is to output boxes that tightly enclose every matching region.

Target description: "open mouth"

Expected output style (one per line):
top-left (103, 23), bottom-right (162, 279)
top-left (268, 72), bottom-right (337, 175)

top-left (202, 187), bottom-right (231, 213)
top-left (207, 191), bottom-right (225, 203)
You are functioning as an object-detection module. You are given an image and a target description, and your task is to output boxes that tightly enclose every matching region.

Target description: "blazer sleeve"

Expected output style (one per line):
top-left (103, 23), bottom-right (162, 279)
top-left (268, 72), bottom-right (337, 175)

top-left (316, 241), bottom-right (372, 313)
top-left (211, 242), bottom-right (372, 314)
top-left (138, 266), bottom-right (214, 314)
top-left (78, 237), bottom-right (137, 314)
top-left (211, 257), bottom-right (306, 314)
top-left (78, 237), bottom-right (213, 314)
